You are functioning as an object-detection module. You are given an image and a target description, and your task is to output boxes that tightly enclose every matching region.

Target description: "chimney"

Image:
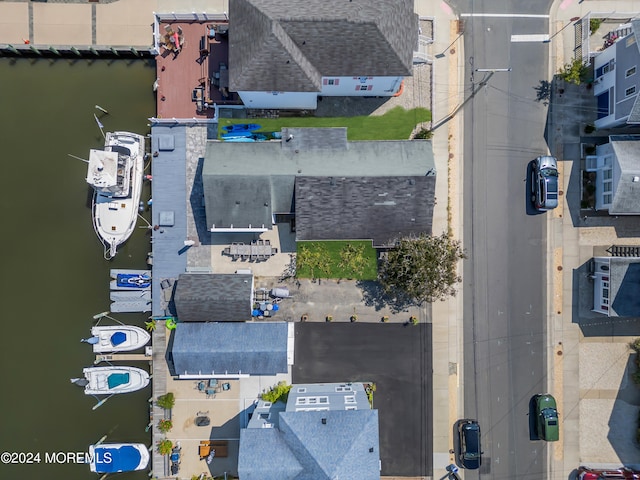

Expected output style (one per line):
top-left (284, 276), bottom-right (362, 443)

top-left (321, 418), bottom-right (327, 425)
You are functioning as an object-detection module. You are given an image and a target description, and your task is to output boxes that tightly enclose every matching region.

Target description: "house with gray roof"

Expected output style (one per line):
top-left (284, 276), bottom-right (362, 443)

top-left (592, 256), bottom-right (640, 316)
top-left (585, 135), bottom-right (640, 214)
top-left (229, 0), bottom-right (418, 109)
top-left (203, 128), bottom-right (435, 247)
top-left (174, 273), bottom-right (254, 322)
top-left (169, 322), bottom-right (293, 378)
top-left (593, 20), bottom-right (640, 129)
top-left (238, 382), bottom-right (380, 479)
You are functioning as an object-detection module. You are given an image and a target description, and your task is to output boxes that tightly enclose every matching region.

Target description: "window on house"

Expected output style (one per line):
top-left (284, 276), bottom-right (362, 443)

top-left (626, 66), bottom-right (637, 77)
top-left (603, 193), bottom-right (612, 204)
top-left (628, 35), bottom-right (637, 47)
top-left (335, 386), bottom-right (352, 392)
top-left (626, 85), bottom-right (636, 97)
top-left (263, 402), bottom-right (271, 407)
top-left (297, 387), bottom-right (306, 393)
top-left (345, 395), bottom-right (357, 404)
top-left (345, 406), bottom-right (358, 411)
top-left (319, 397), bottom-right (328, 403)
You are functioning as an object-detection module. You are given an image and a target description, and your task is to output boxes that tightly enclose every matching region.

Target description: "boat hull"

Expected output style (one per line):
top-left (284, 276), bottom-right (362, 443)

top-left (90, 325), bottom-right (151, 353)
top-left (91, 132), bottom-right (146, 259)
top-left (89, 443), bottom-right (150, 473)
top-left (83, 366), bottom-right (150, 395)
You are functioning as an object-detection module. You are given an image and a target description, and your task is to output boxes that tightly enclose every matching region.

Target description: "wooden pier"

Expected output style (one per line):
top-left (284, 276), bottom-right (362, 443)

top-left (95, 350), bottom-right (152, 365)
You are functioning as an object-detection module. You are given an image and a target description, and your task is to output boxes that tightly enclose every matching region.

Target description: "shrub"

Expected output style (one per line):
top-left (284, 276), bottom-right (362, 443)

top-left (145, 319), bottom-right (157, 332)
top-left (350, 314), bottom-right (358, 322)
top-left (584, 124), bottom-right (595, 134)
top-left (590, 18), bottom-right (603, 35)
top-left (326, 315), bottom-right (333, 322)
top-left (157, 439), bottom-right (173, 455)
top-left (414, 128), bottom-right (433, 140)
top-left (158, 419), bottom-right (172, 433)
top-left (382, 316), bottom-right (389, 323)
top-left (157, 392), bottom-right (175, 410)
top-left (558, 59), bottom-right (588, 85)
top-left (262, 381), bottom-right (292, 404)
top-left (410, 316), bottom-right (419, 325)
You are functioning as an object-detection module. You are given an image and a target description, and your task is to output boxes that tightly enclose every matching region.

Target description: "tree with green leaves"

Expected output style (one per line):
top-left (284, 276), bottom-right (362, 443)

top-left (378, 233), bottom-right (466, 304)
top-left (558, 58), bottom-right (588, 85)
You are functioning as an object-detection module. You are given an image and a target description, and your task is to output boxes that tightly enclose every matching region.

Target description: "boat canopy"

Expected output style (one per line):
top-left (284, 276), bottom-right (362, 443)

top-left (86, 148), bottom-right (132, 196)
top-left (107, 373), bottom-right (130, 389)
top-left (110, 332), bottom-right (127, 346)
top-left (93, 445), bottom-right (142, 473)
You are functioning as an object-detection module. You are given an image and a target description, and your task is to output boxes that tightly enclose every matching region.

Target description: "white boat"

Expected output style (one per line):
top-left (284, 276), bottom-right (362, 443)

top-left (88, 442), bottom-right (150, 473)
top-left (79, 366), bottom-right (150, 395)
top-left (86, 131), bottom-right (146, 260)
top-left (83, 325), bottom-right (151, 353)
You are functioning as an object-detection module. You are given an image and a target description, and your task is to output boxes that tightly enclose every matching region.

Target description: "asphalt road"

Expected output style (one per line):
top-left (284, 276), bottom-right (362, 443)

top-left (292, 322), bottom-right (432, 477)
top-left (448, 0), bottom-right (556, 478)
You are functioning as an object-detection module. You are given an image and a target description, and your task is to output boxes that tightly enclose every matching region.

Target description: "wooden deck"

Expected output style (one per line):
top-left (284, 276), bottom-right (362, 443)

top-left (156, 20), bottom-right (241, 119)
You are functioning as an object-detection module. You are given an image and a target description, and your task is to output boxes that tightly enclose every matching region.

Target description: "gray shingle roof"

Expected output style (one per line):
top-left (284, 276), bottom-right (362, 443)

top-left (229, 0), bottom-right (417, 92)
top-left (171, 322), bottom-right (289, 376)
top-left (174, 273), bottom-right (253, 322)
top-left (609, 135), bottom-right (640, 214)
top-left (239, 410), bottom-right (380, 480)
top-left (295, 175), bottom-right (435, 246)
top-left (610, 257), bottom-right (640, 316)
top-left (203, 133), bottom-right (435, 234)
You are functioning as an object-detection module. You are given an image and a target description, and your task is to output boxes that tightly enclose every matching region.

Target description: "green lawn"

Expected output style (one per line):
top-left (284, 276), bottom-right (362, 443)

top-left (296, 240), bottom-right (378, 280)
top-left (218, 106), bottom-right (431, 141)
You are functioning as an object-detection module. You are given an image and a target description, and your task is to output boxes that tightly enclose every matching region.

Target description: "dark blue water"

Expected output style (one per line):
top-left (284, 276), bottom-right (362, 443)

top-left (0, 57), bottom-right (156, 478)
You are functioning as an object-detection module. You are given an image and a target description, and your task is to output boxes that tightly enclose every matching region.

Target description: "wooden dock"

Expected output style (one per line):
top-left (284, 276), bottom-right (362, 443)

top-left (94, 351), bottom-right (151, 364)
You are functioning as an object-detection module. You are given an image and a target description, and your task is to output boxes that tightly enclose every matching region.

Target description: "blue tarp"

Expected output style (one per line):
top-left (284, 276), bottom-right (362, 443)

top-left (107, 373), bottom-right (130, 389)
top-left (93, 445), bottom-right (142, 473)
top-left (110, 331), bottom-right (127, 346)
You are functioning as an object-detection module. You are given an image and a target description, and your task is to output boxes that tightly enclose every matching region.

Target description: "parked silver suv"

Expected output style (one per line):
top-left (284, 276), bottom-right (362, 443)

top-left (531, 155), bottom-right (559, 211)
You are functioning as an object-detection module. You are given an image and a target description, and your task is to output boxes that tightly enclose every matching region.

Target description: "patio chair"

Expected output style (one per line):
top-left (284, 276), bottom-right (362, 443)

top-left (197, 381), bottom-right (205, 391)
top-left (265, 239), bottom-right (271, 245)
top-left (208, 379), bottom-right (218, 388)
top-left (206, 388), bottom-right (216, 398)
top-left (177, 26), bottom-right (183, 35)
top-left (222, 382), bottom-right (230, 391)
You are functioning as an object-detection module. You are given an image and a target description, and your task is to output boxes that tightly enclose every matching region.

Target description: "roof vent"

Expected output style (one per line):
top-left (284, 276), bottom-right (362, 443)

top-left (369, 447), bottom-right (374, 453)
top-left (634, 176), bottom-right (640, 182)
top-left (321, 418), bottom-right (327, 425)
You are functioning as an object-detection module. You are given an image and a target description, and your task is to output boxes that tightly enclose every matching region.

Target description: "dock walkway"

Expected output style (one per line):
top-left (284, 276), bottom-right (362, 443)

top-left (0, 0), bottom-right (229, 51)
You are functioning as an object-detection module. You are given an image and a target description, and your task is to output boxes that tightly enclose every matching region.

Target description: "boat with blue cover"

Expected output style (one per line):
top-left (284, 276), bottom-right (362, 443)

top-left (221, 123), bottom-right (261, 133)
top-left (88, 443), bottom-right (149, 473)
top-left (83, 325), bottom-right (151, 353)
top-left (76, 365), bottom-right (150, 395)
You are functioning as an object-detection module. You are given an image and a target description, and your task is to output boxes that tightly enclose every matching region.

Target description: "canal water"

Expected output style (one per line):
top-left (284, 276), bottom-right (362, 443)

top-left (0, 57), bottom-right (156, 479)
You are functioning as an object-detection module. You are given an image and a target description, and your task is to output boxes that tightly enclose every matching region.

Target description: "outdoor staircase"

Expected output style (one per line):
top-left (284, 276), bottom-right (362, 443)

top-left (606, 245), bottom-right (640, 257)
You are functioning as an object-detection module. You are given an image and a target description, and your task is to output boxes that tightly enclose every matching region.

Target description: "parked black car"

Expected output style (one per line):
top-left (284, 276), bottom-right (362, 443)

top-left (458, 419), bottom-right (482, 469)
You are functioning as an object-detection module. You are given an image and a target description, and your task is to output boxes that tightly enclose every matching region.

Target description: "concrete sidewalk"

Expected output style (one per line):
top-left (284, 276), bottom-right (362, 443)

top-left (547, 0), bottom-right (640, 478)
top-left (0, 0), bottom-right (228, 47)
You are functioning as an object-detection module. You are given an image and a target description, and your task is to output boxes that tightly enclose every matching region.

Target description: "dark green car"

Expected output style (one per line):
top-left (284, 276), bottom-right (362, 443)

top-left (535, 394), bottom-right (559, 441)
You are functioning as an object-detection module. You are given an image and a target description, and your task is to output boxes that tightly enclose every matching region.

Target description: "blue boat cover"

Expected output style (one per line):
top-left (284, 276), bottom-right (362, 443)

top-left (107, 373), bottom-right (130, 389)
top-left (93, 445), bottom-right (142, 473)
top-left (110, 331), bottom-right (127, 346)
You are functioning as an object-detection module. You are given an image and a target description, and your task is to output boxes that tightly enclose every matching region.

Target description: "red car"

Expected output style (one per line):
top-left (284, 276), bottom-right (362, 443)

top-left (578, 466), bottom-right (640, 479)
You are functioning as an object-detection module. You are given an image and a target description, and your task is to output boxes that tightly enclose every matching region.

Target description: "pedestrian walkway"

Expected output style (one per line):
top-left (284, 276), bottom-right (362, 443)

top-left (547, 0), bottom-right (640, 477)
top-left (0, 0), bottom-right (228, 47)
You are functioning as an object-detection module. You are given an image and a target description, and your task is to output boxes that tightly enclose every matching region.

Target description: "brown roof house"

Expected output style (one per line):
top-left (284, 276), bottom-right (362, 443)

top-left (229, 0), bottom-right (418, 109)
